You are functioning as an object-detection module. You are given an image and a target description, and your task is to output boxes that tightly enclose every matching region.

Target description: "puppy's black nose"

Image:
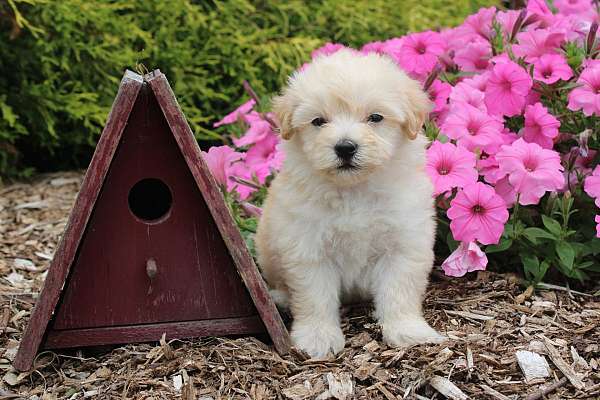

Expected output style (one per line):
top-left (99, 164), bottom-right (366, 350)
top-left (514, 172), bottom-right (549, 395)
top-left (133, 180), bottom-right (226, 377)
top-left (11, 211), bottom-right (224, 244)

top-left (334, 139), bottom-right (358, 161)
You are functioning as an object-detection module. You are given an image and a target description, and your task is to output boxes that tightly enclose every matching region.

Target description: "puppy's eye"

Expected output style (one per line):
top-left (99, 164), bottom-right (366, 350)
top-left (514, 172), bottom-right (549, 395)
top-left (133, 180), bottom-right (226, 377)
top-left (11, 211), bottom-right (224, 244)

top-left (311, 117), bottom-right (327, 127)
top-left (367, 113), bottom-right (384, 123)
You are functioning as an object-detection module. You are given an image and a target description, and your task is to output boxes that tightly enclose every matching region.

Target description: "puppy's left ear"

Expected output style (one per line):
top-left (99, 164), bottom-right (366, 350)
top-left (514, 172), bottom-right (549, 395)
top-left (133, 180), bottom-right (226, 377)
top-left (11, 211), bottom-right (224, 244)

top-left (402, 82), bottom-right (432, 140)
top-left (272, 92), bottom-right (297, 140)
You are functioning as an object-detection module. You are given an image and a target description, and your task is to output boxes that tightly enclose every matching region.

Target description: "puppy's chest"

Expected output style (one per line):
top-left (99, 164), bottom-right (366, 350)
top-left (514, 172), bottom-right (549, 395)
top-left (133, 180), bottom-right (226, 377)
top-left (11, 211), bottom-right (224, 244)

top-left (322, 207), bottom-right (393, 269)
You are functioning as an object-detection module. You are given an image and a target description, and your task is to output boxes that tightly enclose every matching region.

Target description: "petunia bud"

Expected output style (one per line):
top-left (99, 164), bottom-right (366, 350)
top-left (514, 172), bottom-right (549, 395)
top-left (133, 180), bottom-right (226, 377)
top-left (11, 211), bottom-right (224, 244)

top-left (522, 13), bottom-right (540, 29)
top-left (240, 201), bottom-right (263, 218)
top-left (587, 22), bottom-right (599, 56)
top-left (423, 64), bottom-right (442, 91)
top-left (577, 129), bottom-right (591, 158)
top-left (510, 9), bottom-right (528, 43)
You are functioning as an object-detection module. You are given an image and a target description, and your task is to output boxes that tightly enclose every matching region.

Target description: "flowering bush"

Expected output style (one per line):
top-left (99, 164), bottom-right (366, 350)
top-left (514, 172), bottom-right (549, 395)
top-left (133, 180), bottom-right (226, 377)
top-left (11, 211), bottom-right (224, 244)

top-left (205, 1), bottom-right (600, 285)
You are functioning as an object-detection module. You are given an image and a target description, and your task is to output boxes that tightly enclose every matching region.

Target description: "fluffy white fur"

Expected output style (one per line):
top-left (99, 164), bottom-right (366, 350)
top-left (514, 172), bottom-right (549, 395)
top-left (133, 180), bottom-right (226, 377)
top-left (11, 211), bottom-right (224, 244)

top-left (255, 50), bottom-right (444, 358)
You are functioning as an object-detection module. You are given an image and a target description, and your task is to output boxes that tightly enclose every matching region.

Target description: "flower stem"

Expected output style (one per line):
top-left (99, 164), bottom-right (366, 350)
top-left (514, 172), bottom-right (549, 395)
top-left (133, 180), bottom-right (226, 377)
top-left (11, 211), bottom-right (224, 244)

top-left (512, 194), bottom-right (521, 239)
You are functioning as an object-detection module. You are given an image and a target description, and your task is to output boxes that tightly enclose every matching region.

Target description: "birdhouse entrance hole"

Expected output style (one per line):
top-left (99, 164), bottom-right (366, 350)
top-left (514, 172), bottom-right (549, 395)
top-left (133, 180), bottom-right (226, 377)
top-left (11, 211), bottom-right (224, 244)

top-left (127, 178), bottom-right (172, 222)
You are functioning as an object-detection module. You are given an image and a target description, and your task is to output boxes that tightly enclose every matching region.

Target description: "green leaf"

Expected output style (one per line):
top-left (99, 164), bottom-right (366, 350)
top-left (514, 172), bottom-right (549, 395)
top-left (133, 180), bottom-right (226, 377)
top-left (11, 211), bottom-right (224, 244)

top-left (586, 238), bottom-right (600, 255)
top-left (570, 242), bottom-right (587, 257)
top-left (577, 261), bottom-right (595, 269)
top-left (569, 268), bottom-right (589, 282)
top-left (0, 100), bottom-right (17, 127)
top-left (486, 238), bottom-right (513, 254)
top-left (522, 227), bottom-right (557, 244)
top-left (446, 231), bottom-right (459, 252)
top-left (557, 81), bottom-right (583, 91)
top-left (555, 241), bottom-right (575, 270)
top-left (520, 253), bottom-right (539, 282)
top-left (542, 215), bottom-right (562, 237)
top-left (588, 265), bottom-right (600, 273)
top-left (536, 261), bottom-right (550, 282)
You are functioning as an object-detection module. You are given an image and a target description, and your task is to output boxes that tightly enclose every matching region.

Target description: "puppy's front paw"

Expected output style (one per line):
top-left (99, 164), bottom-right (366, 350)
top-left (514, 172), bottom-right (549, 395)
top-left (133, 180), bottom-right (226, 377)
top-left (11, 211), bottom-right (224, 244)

top-left (382, 318), bottom-right (445, 348)
top-left (291, 322), bottom-right (345, 358)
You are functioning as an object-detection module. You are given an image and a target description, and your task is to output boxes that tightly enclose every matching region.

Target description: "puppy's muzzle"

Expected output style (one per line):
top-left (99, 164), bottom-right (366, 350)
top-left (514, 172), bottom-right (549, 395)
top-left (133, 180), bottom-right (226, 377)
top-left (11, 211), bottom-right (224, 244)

top-left (334, 139), bottom-right (358, 162)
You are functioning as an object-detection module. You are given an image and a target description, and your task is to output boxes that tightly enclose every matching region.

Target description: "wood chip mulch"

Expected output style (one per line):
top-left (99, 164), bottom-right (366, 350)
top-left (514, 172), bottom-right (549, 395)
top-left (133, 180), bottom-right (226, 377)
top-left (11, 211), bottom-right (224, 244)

top-left (1, 172), bottom-right (599, 399)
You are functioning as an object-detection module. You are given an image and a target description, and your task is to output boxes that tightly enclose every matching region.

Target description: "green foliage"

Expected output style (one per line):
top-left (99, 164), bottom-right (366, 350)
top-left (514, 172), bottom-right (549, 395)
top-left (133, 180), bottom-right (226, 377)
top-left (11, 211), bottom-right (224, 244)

top-left (486, 191), bottom-right (597, 284)
top-left (0, 0), bottom-right (496, 178)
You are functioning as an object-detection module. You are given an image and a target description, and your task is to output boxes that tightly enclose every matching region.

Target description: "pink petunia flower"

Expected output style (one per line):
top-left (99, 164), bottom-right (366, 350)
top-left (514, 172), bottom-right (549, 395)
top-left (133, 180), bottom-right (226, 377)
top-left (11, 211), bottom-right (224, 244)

top-left (441, 241), bottom-right (488, 277)
top-left (227, 162), bottom-right (257, 200)
top-left (476, 132), bottom-right (520, 184)
top-left (489, 53), bottom-right (513, 66)
top-left (398, 31), bottom-right (446, 76)
top-left (447, 182), bottom-right (509, 245)
top-left (525, 89), bottom-right (542, 108)
top-left (463, 72), bottom-right (490, 92)
top-left (584, 165), bottom-right (600, 207)
top-left (522, 103), bottom-right (560, 149)
top-left (228, 147), bottom-right (279, 200)
top-left (455, 6), bottom-right (497, 41)
top-left (567, 65), bottom-right (600, 116)
top-left (555, 0), bottom-right (594, 16)
top-left (233, 112), bottom-right (274, 147)
top-left (213, 99), bottom-right (256, 127)
top-left (494, 176), bottom-right (518, 207)
top-left (501, 128), bottom-right (520, 146)
top-left (562, 147), bottom-right (597, 191)
top-left (226, 131), bottom-right (284, 200)
top-left (441, 26), bottom-right (470, 54)
top-left (558, 15), bottom-right (595, 42)
top-left (512, 29), bottom-right (565, 62)
top-left (495, 138), bottom-right (565, 205)
top-left (428, 79), bottom-right (452, 114)
top-left (485, 61), bottom-right (533, 117)
top-left (425, 141), bottom-right (478, 196)
top-left (202, 145), bottom-right (245, 187)
top-left (297, 62), bottom-right (311, 73)
top-left (454, 39), bottom-right (491, 72)
top-left (532, 54), bottom-right (573, 84)
top-left (569, 147), bottom-right (596, 170)
top-left (360, 41), bottom-right (386, 55)
top-left (244, 133), bottom-right (284, 184)
top-left (449, 82), bottom-right (486, 112)
top-left (596, 215), bottom-right (600, 238)
top-left (373, 38), bottom-right (405, 63)
top-left (581, 59), bottom-right (600, 69)
top-left (527, 0), bottom-right (556, 28)
top-left (478, 154), bottom-right (504, 184)
top-left (441, 103), bottom-right (504, 153)
top-left (311, 43), bottom-right (347, 59)
top-left (496, 10), bottom-right (523, 38)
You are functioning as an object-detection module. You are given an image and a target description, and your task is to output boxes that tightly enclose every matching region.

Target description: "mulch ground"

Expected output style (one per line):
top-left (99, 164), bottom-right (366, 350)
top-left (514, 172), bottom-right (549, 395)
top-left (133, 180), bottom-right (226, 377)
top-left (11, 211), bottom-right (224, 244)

top-left (1, 171), bottom-right (600, 399)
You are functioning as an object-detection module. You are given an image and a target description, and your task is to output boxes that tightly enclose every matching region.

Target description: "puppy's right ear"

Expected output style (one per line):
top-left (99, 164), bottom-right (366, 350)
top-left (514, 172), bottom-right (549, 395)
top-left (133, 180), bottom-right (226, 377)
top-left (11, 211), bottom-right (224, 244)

top-left (272, 93), bottom-right (297, 140)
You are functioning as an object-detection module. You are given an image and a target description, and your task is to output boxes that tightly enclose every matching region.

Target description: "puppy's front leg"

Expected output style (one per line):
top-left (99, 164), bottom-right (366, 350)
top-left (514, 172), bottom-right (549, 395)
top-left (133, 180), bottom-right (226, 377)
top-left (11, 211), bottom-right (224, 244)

top-left (372, 252), bottom-right (444, 347)
top-left (288, 263), bottom-right (345, 358)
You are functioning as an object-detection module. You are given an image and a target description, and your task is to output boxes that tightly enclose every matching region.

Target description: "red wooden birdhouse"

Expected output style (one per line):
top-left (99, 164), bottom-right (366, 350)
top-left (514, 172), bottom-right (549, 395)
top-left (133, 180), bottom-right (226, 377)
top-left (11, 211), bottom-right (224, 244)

top-left (14, 70), bottom-right (290, 371)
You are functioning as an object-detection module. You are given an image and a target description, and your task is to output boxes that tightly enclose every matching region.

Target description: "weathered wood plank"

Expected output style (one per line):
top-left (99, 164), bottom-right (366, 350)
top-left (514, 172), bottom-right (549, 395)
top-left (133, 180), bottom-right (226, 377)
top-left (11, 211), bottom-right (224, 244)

top-left (13, 71), bottom-right (144, 372)
top-left (146, 71), bottom-right (291, 355)
top-left (44, 317), bottom-right (265, 349)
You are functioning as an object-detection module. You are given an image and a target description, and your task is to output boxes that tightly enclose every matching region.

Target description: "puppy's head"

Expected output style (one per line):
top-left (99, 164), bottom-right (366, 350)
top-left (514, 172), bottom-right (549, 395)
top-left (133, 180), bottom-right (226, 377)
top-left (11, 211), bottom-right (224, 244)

top-left (273, 50), bottom-right (431, 186)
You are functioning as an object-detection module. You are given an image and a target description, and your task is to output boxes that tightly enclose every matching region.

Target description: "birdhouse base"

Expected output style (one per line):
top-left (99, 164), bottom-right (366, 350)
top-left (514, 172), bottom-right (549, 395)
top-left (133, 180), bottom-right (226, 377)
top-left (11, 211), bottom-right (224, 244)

top-left (43, 317), bottom-right (265, 349)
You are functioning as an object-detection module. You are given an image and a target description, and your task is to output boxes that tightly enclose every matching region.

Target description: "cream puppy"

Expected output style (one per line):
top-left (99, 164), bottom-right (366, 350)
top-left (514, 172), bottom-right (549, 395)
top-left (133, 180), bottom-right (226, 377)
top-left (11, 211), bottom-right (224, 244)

top-left (255, 50), bottom-right (443, 358)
